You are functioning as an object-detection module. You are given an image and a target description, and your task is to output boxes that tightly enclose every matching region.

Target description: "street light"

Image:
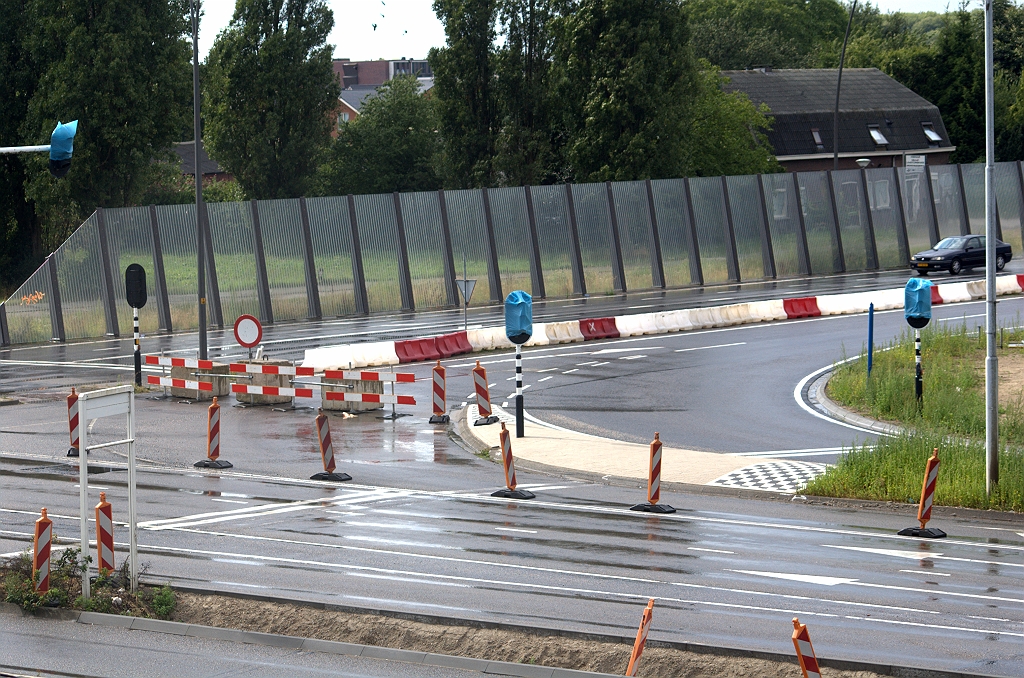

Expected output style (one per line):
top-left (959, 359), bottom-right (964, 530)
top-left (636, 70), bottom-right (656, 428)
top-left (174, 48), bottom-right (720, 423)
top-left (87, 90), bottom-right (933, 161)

top-left (191, 0), bottom-right (207, 361)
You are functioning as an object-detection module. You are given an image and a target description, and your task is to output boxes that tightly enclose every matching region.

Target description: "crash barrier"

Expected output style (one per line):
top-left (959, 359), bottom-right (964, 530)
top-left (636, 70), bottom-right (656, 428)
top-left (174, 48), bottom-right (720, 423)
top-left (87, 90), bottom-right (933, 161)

top-left (95, 492), bottom-right (114, 575)
top-left (898, 448), bottom-right (946, 539)
top-left (32, 508), bottom-right (52, 593)
top-left (436, 331), bottom-right (474, 358)
top-left (579, 317), bottom-right (619, 340)
top-left (66, 388), bottom-right (80, 457)
top-left (631, 433), bottom-right (675, 513)
top-left (430, 361), bottom-right (449, 424)
top-left (491, 422), bottom-right (534, 499)
top-left (144, 355), bottom-right (215, 370)
top-left (396, 337), bottom-right (442, 363)
top-left (792, 618), bottom-right (822, 678)
top-left (783, 296), bottom-right (821, 319)
top-left (626, 599), bottom-right (655, 677)
top-left (313, 409), bottom-right (351, 482)
top-left (194, 397), bottom-right (231, 469)
top-left (471, 361), bottom-right (498, 425)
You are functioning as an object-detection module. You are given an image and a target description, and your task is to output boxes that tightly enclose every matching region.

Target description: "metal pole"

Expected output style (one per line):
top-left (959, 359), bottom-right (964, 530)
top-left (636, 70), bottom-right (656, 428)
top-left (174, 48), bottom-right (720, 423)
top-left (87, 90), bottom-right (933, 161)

top-left (833, 0), bottom-right (857, 171)
top-left (515, 344), bottom-right (524, 438)
top-left (915, 329), bottom-right (923, 407)
top-left (867, 303), bottom-right (874, 379)
top-left (463, 247), bottom-right (468, 333)
top-left (128, 390), bottom-right (138, 593)
top-left (985, 0), bottom-right (999, 493)
top-left (133, 307), bottom-right (141, 386)
top-left (193, 0), bottom-right (207, 361)
top-left (78, 398), bottom-right (90, 600)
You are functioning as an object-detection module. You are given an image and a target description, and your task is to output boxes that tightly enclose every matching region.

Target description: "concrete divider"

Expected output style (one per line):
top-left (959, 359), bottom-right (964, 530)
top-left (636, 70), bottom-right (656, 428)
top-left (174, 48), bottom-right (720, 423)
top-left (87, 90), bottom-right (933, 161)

top-left (654, 311), bottom-right (679, 333)
top-left (544, 321), bottom-right (585, 344)
top-left (302, 345), bottom-right (358, 371)
top-left (525, 323), bottom-right (551, 346)
top-left (997, 275), bottom-right (1023, 295)
top-left (867, 288), bottom-right (905, 310)
top-left (689, 307), bottom-right (714, 328)
top-left (614, 314), bottom-right (648, 337)
top-left (936, 282), bottom-right (972, 303)
top-left (351, 341), bottom-right (400, 367)
top-left (669, 309), bottom-right (696, 331)
top-left (965, 280), bottom-right (987, 299)
top-left (721, 303), bottom-right (753, 325)
top-left (467, 327), bottom-right (514, 351)
top-left (748, 299), bottom-right (787, 322)
top-left (816, 292), bottom-right (870, 316)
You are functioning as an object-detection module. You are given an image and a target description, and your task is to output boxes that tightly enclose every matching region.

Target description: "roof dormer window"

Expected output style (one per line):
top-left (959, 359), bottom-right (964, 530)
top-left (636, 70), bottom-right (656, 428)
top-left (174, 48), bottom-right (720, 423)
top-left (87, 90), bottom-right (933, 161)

top-left (868, 125), bottom-right (889, 147)
top-left (811, 128), bottom-right (825, 152)
top-left (922, 122), bottom-right (942, 146)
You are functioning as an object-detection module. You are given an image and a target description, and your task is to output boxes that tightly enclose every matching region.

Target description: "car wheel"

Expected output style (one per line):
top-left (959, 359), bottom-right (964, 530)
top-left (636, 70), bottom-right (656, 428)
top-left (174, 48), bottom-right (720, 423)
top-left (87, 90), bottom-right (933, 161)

top-left (997, 254), bottom-right (1006, 271)
top-left (949, 258), bottom-right (962, 275)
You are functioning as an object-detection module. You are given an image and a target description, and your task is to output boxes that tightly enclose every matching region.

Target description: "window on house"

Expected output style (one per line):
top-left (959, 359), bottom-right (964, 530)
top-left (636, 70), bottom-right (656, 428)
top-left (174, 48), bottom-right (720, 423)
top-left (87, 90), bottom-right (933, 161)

top-left (811, 128), bottom-right (825, 152)
top-left (868, 125), bottom-right (889, 146)
top-left (922, 122), bottom-right (942, 145)
top-left (337, 111), bottom-right (351, 129)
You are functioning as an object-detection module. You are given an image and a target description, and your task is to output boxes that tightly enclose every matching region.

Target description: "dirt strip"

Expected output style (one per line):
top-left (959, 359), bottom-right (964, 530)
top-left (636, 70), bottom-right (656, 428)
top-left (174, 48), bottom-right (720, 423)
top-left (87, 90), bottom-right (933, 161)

top-left (173, 593), bottom-right (883, 678)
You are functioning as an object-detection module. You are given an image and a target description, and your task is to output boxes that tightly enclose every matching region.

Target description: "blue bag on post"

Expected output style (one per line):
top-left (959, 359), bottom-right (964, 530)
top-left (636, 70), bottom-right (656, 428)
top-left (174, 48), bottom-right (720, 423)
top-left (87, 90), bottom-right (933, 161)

top-left (904, 278), bottom-right (932, 329)
top-left (505, 290), bottom-right (533, 345)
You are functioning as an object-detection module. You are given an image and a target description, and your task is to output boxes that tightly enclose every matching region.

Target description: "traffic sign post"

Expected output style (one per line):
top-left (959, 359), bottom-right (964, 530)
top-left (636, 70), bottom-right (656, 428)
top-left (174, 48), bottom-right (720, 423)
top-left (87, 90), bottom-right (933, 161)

top-left (905, 278), bottom-right (932, 408)
top-left (456, 279), bottom-right (476, 333)
top-left (125, 264), bottom-right (147, 387)
top-left (234, 314), bottom-right (263, 359)
top-left (505, 291), bottom-right (533, 438)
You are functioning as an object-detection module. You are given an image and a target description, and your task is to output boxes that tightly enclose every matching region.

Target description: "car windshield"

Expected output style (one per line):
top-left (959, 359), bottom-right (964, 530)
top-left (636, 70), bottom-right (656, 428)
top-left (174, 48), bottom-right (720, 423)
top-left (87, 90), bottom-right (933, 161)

top-left (935, 238), bottom-right (966, 250)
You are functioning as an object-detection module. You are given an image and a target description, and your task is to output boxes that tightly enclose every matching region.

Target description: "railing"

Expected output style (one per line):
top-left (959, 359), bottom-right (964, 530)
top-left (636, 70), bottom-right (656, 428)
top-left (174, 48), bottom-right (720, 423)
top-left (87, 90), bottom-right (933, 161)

top-left (3, 162), bottom-right (1024, 346)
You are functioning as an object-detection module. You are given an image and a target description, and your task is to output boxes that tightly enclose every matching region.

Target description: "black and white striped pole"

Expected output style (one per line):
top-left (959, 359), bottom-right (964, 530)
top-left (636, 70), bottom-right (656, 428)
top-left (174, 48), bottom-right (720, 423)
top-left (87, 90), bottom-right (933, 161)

top-left (125, 264), bottom-right (148, 388)
top-left (515, 343), bottom-right (524, 438)
top-left (504, 291), bottom-right (533, 439)
top-left (133, 307), bottom-right (141, 386)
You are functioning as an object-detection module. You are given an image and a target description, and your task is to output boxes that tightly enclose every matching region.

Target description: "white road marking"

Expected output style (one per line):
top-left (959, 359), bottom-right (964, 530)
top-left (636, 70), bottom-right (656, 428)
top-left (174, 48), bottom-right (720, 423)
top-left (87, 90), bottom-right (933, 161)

top-left (592, 347), bottom-right (662, 355)
top-left (900, 569), bottom-right (950, 576)
top-left (495, 527), bottom-right (537, 534)
top-left (729, 446), bottom-right (845, 457)
top-left (346, 572), bottom-right (470, 587)
top-left (210, 499), bottom-right (248, 504)
top-left (575, 361), bottom-right (599, 366)
top-left (562, 369), bottom-right (579, 374)
top-left (592, 361), bottom-right (610, 366)
top-left (823, 544), bottom-right (1024, 569)
top-left (538, 376), bottom-right (553, 382)
top-left (793, 359), bottom-right (880, 434)
top-left (502, 401), bottom-right (508, 407)
top-left (673, 342), bottom-right (746, 353)
top-left (729, 570), bottom-right (857, 586)
top-left (537, 368), bottom-right (558, 372)
top-left (619, 355), bottom-right (645, 360)
top-left (687, 547), bottom-right (734, 554)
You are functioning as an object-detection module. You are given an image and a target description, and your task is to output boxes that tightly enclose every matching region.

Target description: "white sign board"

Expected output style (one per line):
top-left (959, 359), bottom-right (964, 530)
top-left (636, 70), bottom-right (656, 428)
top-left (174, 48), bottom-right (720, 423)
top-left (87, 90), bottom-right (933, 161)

top-left (905, 155), bottom-right (926, 174)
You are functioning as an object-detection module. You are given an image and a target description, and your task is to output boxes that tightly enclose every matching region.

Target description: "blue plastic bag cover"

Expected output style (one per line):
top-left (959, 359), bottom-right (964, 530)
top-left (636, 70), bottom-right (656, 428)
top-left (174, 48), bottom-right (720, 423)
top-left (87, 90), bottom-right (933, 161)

top-left (505, 290), bottom-right (533, 344)
top-left (904, 277), bottom-right (933, 319)
top-left (49, 120), bottom-right (78, 161)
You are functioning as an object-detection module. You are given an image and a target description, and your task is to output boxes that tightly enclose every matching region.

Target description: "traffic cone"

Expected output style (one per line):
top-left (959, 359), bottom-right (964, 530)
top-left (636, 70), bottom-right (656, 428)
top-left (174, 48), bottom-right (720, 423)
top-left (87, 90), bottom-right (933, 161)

top-left (630, 433), bottom-right (675, 513)
top-left (898, 448), bottom-right (946, 538)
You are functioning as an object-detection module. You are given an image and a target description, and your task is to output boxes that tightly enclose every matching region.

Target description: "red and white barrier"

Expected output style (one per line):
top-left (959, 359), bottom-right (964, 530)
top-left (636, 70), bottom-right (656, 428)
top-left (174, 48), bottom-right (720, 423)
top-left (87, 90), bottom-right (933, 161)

top-left (229, 363), bottom-right (314, 376)
top-left (631, 432), bottom-right (675, 513)
top-left (67, 388), bottom-right (80, 456)
top-left (899, 448), bottom-right (945, 538)
top-left (32, 508), bottom-right (52, 593)
top-left (147, 375), bottom-right (213, 391)
top-left (791, 618), bottom-right (822, 678)
top-left (626, 599), bottom-right (655, 677)
top-left (472, 361), bottom-right (497, 425)
top-left (194, 396), bottom-right (232, 469)
top-left (324, 391), bottom-right (415, 405)
top-left (312, 409), bottom-right (351, 481)
top-left (491, 422), bottom-right (535, 499)
top-left (144, 355), bottom-right (214, 370)
top-left (231, 384), bottom-right (315, 398)
top-left (95, 492), bottom-right (115, 575)
top-left (429, 361), bottom-right (449, 424)
top-left (323, 369), bottom-right (415, 383)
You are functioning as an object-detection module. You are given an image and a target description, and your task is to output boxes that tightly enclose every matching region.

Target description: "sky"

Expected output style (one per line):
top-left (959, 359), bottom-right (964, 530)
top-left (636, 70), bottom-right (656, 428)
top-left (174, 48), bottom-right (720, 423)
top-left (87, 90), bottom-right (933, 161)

top-left (198, 0), bottom-right (980, 62)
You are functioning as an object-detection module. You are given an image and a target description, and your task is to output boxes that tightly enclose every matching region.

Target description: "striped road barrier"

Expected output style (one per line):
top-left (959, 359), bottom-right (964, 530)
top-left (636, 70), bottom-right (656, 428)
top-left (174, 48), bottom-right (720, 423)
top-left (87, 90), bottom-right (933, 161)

top-left (324, 391), bottom-right (415, 405)
top-left (229, 363), bottom-right (315, 376)
top-left (66, 388), bottom-right (80, 457)
top-left (631, 432), bottom-right (675, 513)
top-left (231, 384), bottom-right (316, 398)
top-left (95, 492), bottom-right (115, 575)
top-left (472, 361), bottom-right (498, 426)
top-left (792, 617), bottom-right (821, 678)
top-left (429, 361), bottom-right (449, 424)
top-left (146, 376), bottom-right (213, 392)
top-left (626, 599), bottom-right (655, 677)
top-left (323, 369), bottom-right (415, 383)
top-left (312, 408), bottom-right (351, 482)
top-left (491, 422), bottom-right (534, 499)
top-left (898, 447), bottom-right (946, 538)
top-left (32, 508), bottom-right (52, 593)
top-left (195, 396), bottom-right (232, 469)
top-left (144, 355), bottom-right (214, 370)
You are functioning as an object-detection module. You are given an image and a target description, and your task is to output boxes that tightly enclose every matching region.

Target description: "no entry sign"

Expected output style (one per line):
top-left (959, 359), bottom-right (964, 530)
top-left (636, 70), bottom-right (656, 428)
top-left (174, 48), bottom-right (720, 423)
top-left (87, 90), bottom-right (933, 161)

top-left (234, 314), bottom-right (262, 348)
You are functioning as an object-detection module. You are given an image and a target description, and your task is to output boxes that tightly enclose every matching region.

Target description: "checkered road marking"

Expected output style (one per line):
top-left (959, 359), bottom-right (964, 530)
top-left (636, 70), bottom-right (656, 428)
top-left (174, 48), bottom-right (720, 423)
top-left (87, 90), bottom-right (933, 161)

top-left (467, 404), bottom-right (515, 426)
top-left (707, 461), bottom-right (828, 494)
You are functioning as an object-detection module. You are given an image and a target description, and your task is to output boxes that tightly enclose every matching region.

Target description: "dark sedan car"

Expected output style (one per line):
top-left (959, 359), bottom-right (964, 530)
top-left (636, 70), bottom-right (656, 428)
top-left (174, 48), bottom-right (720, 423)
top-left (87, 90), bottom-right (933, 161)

top-left (910, 235), bottom-right (1012, 275)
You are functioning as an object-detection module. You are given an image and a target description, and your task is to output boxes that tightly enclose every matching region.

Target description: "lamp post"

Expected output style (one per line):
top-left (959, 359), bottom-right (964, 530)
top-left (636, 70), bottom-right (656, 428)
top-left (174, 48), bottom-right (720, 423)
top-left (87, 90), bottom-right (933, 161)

top-left (192, 0), bottom-right (207, 361)
top-left (833, 0), bottom-right (858, 171)
top-left (984, 0), bottom-right (998, 494)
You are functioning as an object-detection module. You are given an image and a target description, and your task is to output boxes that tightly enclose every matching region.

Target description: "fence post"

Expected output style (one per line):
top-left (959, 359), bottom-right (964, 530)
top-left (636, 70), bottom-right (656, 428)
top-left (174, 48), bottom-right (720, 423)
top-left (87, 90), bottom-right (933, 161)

top-left (719, 176), bottom-right (742, 282)
top-left (564, 184), bottom-right (587, 296)
top-left (437, 190), bottom-right (461, 307)
top-left (46, 254), bottom-right (66, 342)
top-left (825, 171), bottom-right (847, 273)
top-left (201, 201), bottom-right (224, 327)
top-left (523, 186), bottom-right (546, 298)
top-left (859, 169), bottom-right (880, 269)
top-left (755, 175), bottom-right (777, 279)
top-left (682, 178), bottom-right (704, 285)
top-left (148, 205), bottom-right (173, 332)
top-left (481, 187), bottom-right (504, 302)
top-left (0, 302), bottom-right (9, 346)
top-left (605, 181), bottom-right (627, 292)
top-left (891, 168), bottom-right (912, 263)
top-left (347, 194), bottom-right (369, 315)
top-left (956, 164), bottom-right (972, 236)
top-left (1016, 162), bottom-right (1024, 247)
top-left (298, 197), bottom-right (322, 320)
top-left (791, 173), bottom-right (813, 275)
top-left (250, 200), bottom-right (274, 324)
top-left (923, 165), bottom-right (941, 244)
top-left (392, 192), bottom-right (416, 311)
top-left (94, 208), bottom-right (121, 337)
top-left (645, 179), bottom-right (666, 288)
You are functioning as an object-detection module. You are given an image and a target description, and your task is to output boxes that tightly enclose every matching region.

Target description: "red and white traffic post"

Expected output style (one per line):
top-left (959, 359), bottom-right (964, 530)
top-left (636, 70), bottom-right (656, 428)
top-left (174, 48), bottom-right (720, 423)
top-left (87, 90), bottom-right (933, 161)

top-left (32, 508), bottom-right (52, 593)
top-left (66, 387), bottom-right (80, 457)
top-left (95, 492), bottom-right (115, 576)
top-left (792, 617), bottom-right (822, 678)
top-left (630, 432), bottom-right (675, 513)
top-left (625, 599), bottom-right (655, 677)
top-left (490, 422), bottom-right (534, 499)
top-left (472, 361), bottom-right (498, 426)
top-left (429, 361), bottom-right (449, 424)
top-left (898, 447), bottom-right (946, 538)
top-left (195, 396), bottom-right (232, 469)
top-left (312, 408), bottom-right (351, 482)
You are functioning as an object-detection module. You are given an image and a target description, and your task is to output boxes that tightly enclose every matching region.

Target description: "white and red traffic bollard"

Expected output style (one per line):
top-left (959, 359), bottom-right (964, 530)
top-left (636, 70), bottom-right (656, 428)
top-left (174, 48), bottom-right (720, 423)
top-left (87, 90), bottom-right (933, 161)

top-left (429, 361), bottom-right (450, 424)
top-left (792, 618), bottom-right (822, 678)
top-left (195, 396), bottom-right (232, 469)
top-left (898, 447), bottom-right (946, 538)
top-left (491, 422), bottom-right (534, 499)
top-left (630, 432), bottom-right (675, 513)
top-left (95, 492), bottom-right (115, 575)
top-left (626, 599), bottom-right (655, 677)
top-left (66, 388), bottom-right (81, 457)
top-left (472, 361), bottom-right (498, 426)
top-left (32, 508), bottom-right (52, 593)
top-left (312, 409), bottom-right (351, 482)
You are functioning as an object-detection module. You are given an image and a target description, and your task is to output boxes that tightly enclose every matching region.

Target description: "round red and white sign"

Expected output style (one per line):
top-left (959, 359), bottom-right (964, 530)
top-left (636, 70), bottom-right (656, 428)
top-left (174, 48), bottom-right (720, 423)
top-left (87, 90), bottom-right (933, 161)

top-left (233, 314), bottom-right (262, 348)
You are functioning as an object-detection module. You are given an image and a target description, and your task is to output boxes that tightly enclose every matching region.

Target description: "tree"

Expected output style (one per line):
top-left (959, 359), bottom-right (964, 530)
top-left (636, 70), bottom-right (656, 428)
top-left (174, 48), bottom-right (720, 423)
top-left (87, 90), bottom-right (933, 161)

top-left (552, 0), bottom-right (695, 182)
top-left (318, 76), bottom-right (441, 196)
top-left (20, 0), bottom-right (192, 251)
top-left (203, 0), bottom-right (339, 199)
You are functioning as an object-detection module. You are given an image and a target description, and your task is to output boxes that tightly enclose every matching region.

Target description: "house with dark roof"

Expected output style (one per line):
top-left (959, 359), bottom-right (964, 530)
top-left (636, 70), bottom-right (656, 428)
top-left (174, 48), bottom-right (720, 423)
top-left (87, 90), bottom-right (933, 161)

top-left (721, 68), bottom-right (954, 172)
top-left (332, 75), bottom-right (434, 132)
top-left (171, 141), bottom-right (231, 181)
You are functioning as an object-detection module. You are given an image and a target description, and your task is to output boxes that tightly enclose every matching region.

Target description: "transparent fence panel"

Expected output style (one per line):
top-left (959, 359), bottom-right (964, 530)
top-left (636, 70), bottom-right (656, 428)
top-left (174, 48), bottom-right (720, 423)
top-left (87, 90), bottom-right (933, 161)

top-left (207, 201), bottom-right (260, 322)
top-left (760, 174), bottom-right (803, 277)
top-left (154, 204), bottom-right (205, 331)
top-left (994, 162), bottom-right (1024, 253)
top-left (725, 175), bottom-right (769, 280)
top-left (306, 197), bottom-right (356, 317)
top-left (55, 214), bottom-right (107, 339)
top-left (831, 169), bottom-right (874, 271)
top-left (797, 172), bottom-right (842, 274)
top-left (103, 206), bottom-right (160, 334)
top-left (529, 185), bottom-right (575, 298)
top-left (649, 179), bottom-right (694, 287)
top-left (352, 193), bottom-right (402, 312)
top-left (930, 165), bottom-right (967, 239)
top-left (898, 168), bottom-right (936, 253)
top-left (4, 261), bottom-right (53, 344)
top-left (865, 168), bottom-right (905, 268)
top-left (256, 199), bottom-right (308, 321)
top-left (487, 187), bottom-right (534, 295)
top-left (400, 191), bottom-right (449, 309)
top-left (959, 163), bottom-right (986, 235)
top-left (571, 183), bottom-right (615, 294)
top-left (689, 177), bottom-right (730, 283)
top-left (610, 181), bottom-right (655, 290)
top-left (445, 189), bottom-right (492, 305)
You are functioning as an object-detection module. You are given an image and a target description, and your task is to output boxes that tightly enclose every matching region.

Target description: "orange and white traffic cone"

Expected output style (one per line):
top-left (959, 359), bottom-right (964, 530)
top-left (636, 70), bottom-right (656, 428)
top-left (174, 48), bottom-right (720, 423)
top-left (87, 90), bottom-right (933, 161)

top-left (429, 361), bottom-right (450, 424)
top-left (32, 508), bottom-right (53, 593)
top-left (472, 361), bottom-right (498, 426)
top-left (625, 599), bottom-right (655, 676)
top-left (311, 408), bottom-right (351, 482)
top-left (195, 396), bottom-right (232, 469)
top-left (898, 447), bottom-right (946, 538)
top-left (792, 618), bottom-right (822, 678)
top-left (490, 422), bottom-right (535, 499)
top-left (95, 492), bottom-right (115, 576)
top-left (66, 388), bottom-right (81, 457)
top-left (630, 433), bottom-right (675, 513)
